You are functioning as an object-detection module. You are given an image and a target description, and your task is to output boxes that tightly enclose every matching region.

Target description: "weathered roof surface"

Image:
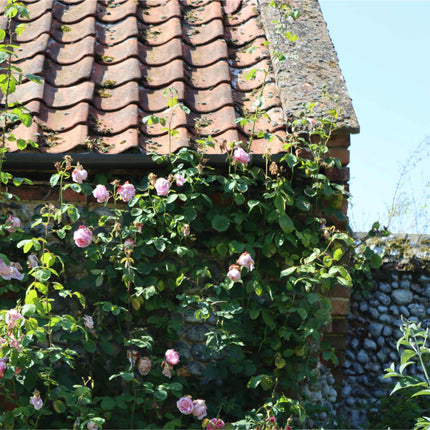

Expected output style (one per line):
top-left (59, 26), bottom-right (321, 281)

top-left (0, 0), bottom-right (358, 156)
top-left (259, 0), bottom-right (359, 134)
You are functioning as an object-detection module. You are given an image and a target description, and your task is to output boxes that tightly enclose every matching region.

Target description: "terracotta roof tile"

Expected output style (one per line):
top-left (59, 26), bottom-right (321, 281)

top-left (97, 1), bottom-right (138, 23)
top-left (1, 0), bottom-right (292, 158)
top-left (96, 16), bottom-right (138, 45)
top-left (137, 1), bottom-right (181, 25)
top-left (53, 1), bottom-right (97, 23)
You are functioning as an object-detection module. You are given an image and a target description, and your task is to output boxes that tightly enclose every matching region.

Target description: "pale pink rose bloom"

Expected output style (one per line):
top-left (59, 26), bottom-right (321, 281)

top-left (74, 225), bottom-right (92, 248)
top-left (161, 362), bottom-right (172, 378)
top-left (137, 357), bottom-right (151, 376)
top-left (233, 148), bottom-right (250, 165)
top-left (9, 263), bottom-right (24, 281)
top-left (176, 174), bottom-right (186, 187)
top-left (87, 421), bottom-right (98, 430)
top-left (207, 418), bottom-right (226, 429)
top-left (0, 258), bottom-right (12, 280)
top-left (72, 164), bottom-right (88, 184)
top-left (176, 396), bottom-right (194, 415)
top-left (6, 215), bottom-right (21, 232)
top-left (118, 181), bottom-right (136, 202)
top-left (237, 251), bottom-right (255, 271)
top-left (182, 224), bottom-right (190, 237)
top-left (227, 264), bottom-right (241, 282)
top-left (0, 359), bottom-right (7, 378)
top-left (83, 315), bottom-right (94, 330)
top-left (5, 308), bottom-right (22, 328)
top-left (192, 399), bottom-right (207, 420)
top-left (165, 348), bottom-right (180, 366)
top-left (30, 393), bottom-right (43, 410)
top-left (27, 254), bottom-right (38, 268)
top-left (9, 335), bottom-right (22, 352)
top-left (154, 178), bottom-right (170, 196)
top-left (92, 184), bottom-right (110, 203)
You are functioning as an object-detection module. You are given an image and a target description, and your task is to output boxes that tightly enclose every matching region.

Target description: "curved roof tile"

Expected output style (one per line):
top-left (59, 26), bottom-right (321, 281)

top-left (1, 0), bottom-right (358, 160)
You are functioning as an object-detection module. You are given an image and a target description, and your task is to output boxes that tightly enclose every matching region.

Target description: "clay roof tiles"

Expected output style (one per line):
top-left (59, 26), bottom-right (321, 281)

top-left (0, 0), bottom-right (288, 155)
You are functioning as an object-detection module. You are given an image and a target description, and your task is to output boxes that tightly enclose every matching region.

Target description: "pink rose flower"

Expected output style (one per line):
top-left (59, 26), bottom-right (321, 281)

top-left (165, 348), bottom-right (180, 366)
top-left (9, 335), bottom-right (23, 352)
top-left (73, 225), bottom-right (92, 248)
top-left (176, 174), bottom-right (186, 187)
top-left (83, 315), bottom-right (94, 330)
top-left (93, 184), bottom-right (110, 203)
top-left (30, 392), bottom-right (43, 410)
top-left (27, 254), bottom-right (38, 268)
top-left (182, 224), bottom-right (190, 237)
top-left (207, 418), bottom-right (226, 429)
top-left (87, 421), bottom-right (98, 430)
top-left (118, 181), bottom-right (136, 202)
top-left (0, 258), bottom-right (11, 280)
top-left (6, 215), bottom-right (21, 232)
top-left (154, 178), bottom-right (170, 196)
top-left (0, 359), bottom-right (7, 378)
top-left (192, 399), bottom-right (207, 420)
top-left (9, 263), bottom-right (24, 281)
top-left (71, 163), bottom-right (88, 184)
top-left (5, 308), bottom-right (22, 328)
top-left (137, 357), bottom-right (151, 376)
top-left (161, 361), bottom-right (173, 378)
top-left (177, 396), bottom-right (194, 415)
top-left (237, 251), bottom-right (255, 271)
top-left (227, 264), bottom-right (241, 282)
top-left (233, 148), bottom-right (250, 165)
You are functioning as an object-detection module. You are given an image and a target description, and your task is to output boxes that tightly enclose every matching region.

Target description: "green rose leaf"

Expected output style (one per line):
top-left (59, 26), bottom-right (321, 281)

top-left (211, 215), bottom-right (230, 232)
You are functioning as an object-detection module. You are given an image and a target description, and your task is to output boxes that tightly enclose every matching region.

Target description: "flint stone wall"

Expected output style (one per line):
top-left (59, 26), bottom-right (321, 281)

top-left (339, 234), bottom-right (430, 428)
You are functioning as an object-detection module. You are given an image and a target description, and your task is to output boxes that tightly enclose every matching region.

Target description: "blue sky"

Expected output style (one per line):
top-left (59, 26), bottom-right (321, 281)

top-left (318, 0), bottom-right (430, 233)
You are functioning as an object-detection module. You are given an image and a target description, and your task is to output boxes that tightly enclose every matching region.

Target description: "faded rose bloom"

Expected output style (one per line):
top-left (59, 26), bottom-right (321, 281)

top-left (207, 418), bottom-right (226, 429)
top-left (74, 225), bottom-right (92, 248)
top-left (87, 420), bottom-right (98, 430)
top-left (176, 396), bottom-right (194, 415)
top-left (176, 174), bottom-right (186, 187)
top-left (127, 349), bottom-right (139, 369)
top-left (233, 148), bottom-right (250, 165)
top-left (118, 181), bottom-right (136, 202)
top-left (161, 361), bottom-right (172, 379)
top-left (27, 254), bottom-right (38, 268)
top-left (154, 178), bottom-right (170, 196)
top-left (92, 184), bottom-right (110, 203)
top-left (9, 263), bottom-right (24, 281)
top-left (237, 251), bottom-right (255, 271)
top-left (6, 215), bottom-right (21, 232)
top-left (0, 359), bottom-right (7, 378)
top-left (124, 239), bottom-right (135, 249)
top-left (227, 264), bottom-right (241, 282)
top-left (5, 308), bottom-right (22, 328)
top-left (71, 163), bottom-right (88, 184)
top-left (30, 391), bottom-right (43, 410)
top-left (83, 315), bottom-right (94, 330)
top-left (182, 224), bottom-right (190, 237)
top-left (137, 357), bottom-right (151, 376)
top-left (165, 348), bottom-right (180, 366)
top-left (0, 258), bottom-right (11, 280)
top-left (134, 222), bottom-right (143, 233)
top-left (192, 399), bottom-right (207, 420)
